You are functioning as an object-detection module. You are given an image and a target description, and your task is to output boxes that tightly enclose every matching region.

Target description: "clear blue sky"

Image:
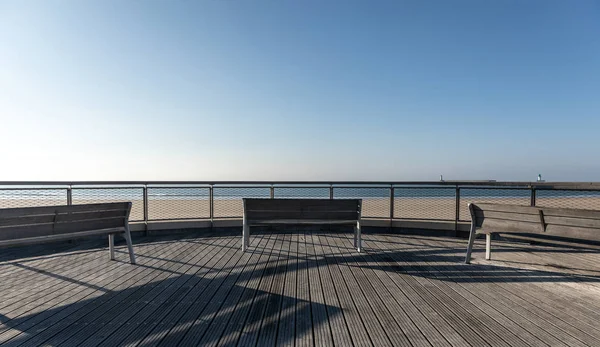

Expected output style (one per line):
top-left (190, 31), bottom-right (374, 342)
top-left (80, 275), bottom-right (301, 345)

top-left (1, 1), bottom-right (599, 181)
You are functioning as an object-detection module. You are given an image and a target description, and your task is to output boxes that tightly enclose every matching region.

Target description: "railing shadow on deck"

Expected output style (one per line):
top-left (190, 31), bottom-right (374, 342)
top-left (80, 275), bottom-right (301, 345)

top-left (0, 267), bottom-right (341, 346)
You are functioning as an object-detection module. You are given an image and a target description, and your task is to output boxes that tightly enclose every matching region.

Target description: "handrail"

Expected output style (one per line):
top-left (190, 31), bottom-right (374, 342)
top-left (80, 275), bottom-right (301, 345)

top-left (0, 180), bottom-right (600, 189)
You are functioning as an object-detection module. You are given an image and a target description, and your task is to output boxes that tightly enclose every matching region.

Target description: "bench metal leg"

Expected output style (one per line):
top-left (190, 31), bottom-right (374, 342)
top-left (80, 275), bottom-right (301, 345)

top-left (464, 222), bottom-right (477, 264)
top-left (485, 233), bottom-right (492, 260)
top-left (124, 225), bottom-right (136, 264)
top-left (108, 234), bottom-right (115, 260)
top-left (242, 223), bottom-right (249, 251)
top-left (356, 221), bottom-right (362, 252)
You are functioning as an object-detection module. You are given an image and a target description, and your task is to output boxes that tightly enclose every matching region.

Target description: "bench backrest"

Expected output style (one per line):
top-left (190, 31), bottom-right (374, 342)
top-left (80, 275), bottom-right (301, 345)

top-left (0, 202), bottom-right (132, 243)
top-left (243, 199), bottom-right (361, 223)
top-left (470, 203), bottom-right (600, 242)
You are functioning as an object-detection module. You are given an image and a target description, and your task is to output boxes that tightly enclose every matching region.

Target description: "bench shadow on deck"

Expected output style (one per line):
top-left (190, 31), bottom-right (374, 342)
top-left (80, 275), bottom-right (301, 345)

top-left (1, 230), bottom-right (600, 347)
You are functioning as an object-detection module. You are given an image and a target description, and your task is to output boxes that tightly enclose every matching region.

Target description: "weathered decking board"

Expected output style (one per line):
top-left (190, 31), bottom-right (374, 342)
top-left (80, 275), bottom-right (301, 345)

top-left (1, 230), bottom-right (600, 346)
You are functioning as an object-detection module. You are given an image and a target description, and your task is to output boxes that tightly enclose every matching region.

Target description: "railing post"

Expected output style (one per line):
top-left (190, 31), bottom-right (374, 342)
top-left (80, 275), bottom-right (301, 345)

top-left (329, 185), bottom-right (334, 200)
top-left (530, 187), bottom-right (536, 207)
top-left (270, 185), bottom-right (274, 199)
top-left (209, 185), bottom-right (214, 227)
top-left (455, 186), bottom-right (460, 233)
top-left (389, 185), bottom-right (394, 219)
top-left (67, 185), bottom-right (72, 206)
top-left (143, 185), bottom-right (149, 234)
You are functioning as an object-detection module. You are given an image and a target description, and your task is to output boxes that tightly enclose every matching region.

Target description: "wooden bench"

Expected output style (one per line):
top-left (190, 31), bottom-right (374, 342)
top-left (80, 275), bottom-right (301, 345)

top-left (0, 202), bottom-right (136, 264)
top-left (465, 202), bottom-right (600, 264)
top-left (242, 198), bottom-right (362, 252)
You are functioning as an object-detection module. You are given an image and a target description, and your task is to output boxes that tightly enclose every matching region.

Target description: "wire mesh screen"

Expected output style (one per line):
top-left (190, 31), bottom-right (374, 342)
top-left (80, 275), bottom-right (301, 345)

top-left (334, 187), bottom-right (390, 218)
top-left (0, 189), bottom-right (67, 208)
top-left (394, 187), bottom-right (455, 220)
top-left (535, 190), bottom-right (600, 210)
top-left (213, 187), bottom-right (270, 218)
top-left (72, 187), bottom-right (144, 221)
top-left (274, 187), bottom-right (329, 199)
top-left (459, 188), bottom-right (530, 221)
top-left (148, 187), bottom-right (210, 220)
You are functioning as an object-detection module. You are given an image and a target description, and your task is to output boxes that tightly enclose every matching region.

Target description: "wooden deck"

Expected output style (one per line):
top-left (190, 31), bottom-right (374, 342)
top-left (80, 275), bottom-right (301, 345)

top-left (1, 229), bottom-right (600, 347)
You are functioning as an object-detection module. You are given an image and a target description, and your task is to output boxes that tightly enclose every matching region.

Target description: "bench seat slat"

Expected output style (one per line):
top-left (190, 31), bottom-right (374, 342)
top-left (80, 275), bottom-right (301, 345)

top-left (473, 210), bottom-right (541, 225)
top-left (54, 209), bottom-right (127, 223)
top-left (473, 203), bottom-right (539, 215)
top-left (246, 199), bottom-right (359, 209)
top-left (478, 219), bottom-right (543, 234)
top-left (0, 202), bottom-right (131, 218)
top-left (246, 211), bottom-right (359, 221)
top-left (544, 224), bottom-right (600, 241)
top-left (0, 215), bottom-right (57, 228)
top-left (0, 228), bottom-right (124, 248)
top-left (544, 215), bottom-right (600, 229)
top-left (543, 207), bottom-right (600, 220)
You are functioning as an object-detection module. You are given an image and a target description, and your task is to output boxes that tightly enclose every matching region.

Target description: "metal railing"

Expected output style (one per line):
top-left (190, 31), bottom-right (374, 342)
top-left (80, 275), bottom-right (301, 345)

top-left (1, 181), bottom-right (600, 230)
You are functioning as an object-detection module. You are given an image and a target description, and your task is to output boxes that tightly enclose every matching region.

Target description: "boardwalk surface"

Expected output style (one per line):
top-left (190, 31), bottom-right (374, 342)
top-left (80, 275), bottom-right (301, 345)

top-left (1, 229), bottom-right (599, 346)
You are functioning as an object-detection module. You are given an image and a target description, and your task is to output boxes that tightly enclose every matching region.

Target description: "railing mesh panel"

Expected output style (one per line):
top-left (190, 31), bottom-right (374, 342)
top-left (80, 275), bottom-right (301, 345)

top-left (72, 188), bottom-right (144, 221)
top-left (274, 187), bottom-right (329, 199)
top-left (148, 187), bottom-right (210, 220)
top-left (213, 187), bottom-right (270, 218)
top-left (334, 187), bottom-right (389, 218)
top-left (535, 190), bottom-right (600, 210)
top-left (459, 188), bottom-right (530, 221)
top-left (394, 188), bottom-right (455, 220)
top-left (0, 189), bottom-right (67, 208)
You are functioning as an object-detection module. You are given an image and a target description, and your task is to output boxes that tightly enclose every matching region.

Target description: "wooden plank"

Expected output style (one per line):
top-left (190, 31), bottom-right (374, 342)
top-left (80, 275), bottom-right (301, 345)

top-left (210, 233), bottom-right (279, 347)
top-left (310, 234), bottom-right (355, 347)
top-left (305, 232), bottom-right (334, 346)
top-left (275, 232), bottom-right (298, 347)
top-left (324, 233), bottom-right (411, 347)
top-left (101, 234), bottom-right (255, 347)
top-left (28, 236), bottom-right (211, 346)
top-left (232, 233), bottom-right (285, 347)
top-left (389, 235), bottom-right (572, 347)
top-left (294, 230), bottom-right (313, 347)
top-left (255, 232), bottom-right (293, 346)
top-left (366, 238), bottom-right (494, 347)
top-left (0, 234), bottom-right (189, 346)
top-left (329, 234), bottom-right (450, 347)
top-left (319, 233), bottom-right (374, 346)
top-left (55, 236), bottom-right (236, 347)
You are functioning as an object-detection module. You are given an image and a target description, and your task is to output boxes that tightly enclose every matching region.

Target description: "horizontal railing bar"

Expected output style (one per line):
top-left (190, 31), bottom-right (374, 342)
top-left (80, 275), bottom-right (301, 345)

top-left (0, 187), bottom-right (68, 191)
top-left (1, 180), bottom-right (599, 188)
top-left (147, 185), bottom-right (211, 189)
